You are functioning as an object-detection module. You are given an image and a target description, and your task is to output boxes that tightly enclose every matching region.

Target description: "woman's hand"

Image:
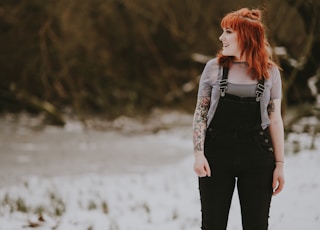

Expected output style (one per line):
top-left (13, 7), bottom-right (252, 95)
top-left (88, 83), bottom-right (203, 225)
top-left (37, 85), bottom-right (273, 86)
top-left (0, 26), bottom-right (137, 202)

top-left (272, 163), bottom-right (285, 195)
top-left (194, 152), bottom-right (211, 177)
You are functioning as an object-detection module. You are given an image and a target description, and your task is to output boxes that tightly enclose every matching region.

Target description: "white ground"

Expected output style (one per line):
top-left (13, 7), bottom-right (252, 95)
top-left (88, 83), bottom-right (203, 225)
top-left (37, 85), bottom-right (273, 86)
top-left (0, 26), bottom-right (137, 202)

top-left (0, 112), bottom-right (319, 230)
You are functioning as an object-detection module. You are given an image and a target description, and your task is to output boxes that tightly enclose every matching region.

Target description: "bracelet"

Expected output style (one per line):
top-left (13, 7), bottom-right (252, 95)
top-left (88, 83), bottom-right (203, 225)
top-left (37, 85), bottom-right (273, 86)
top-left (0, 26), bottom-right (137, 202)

top-left (275, 161), bottom-right (284, 164)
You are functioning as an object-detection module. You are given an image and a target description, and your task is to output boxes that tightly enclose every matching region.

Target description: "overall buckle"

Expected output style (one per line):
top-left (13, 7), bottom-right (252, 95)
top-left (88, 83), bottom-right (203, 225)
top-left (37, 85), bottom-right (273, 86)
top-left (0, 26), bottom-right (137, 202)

top-left (219, 79), bottom-right (228, 97)
top-left (255, 83), bottom-right (265, 101)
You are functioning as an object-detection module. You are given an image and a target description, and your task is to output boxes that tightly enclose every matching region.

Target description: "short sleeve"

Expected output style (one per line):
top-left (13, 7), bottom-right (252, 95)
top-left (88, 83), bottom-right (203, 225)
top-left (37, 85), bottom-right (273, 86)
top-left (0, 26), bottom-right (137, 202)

top-left (197, 58), bottom-right (219, 97)
top-left (270, 65), bottom-right (282, 99)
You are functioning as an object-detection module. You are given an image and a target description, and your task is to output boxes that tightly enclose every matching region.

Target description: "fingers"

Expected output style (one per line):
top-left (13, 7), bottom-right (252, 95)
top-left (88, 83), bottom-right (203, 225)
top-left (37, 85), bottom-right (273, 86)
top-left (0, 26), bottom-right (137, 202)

top-left (272, 177), bottom-right (277, 191)
top-left (193, 155), bottom-right (212, 177)
top-left (272, 183), bottom-right (279, 196)
top-left (194, 162), bottom-right (211, 177)
top-left (273, 183), bottom-right (282, 196)
top-left (194, 167), bottom-right (208, 177)
top-left (272, 175), bottom-right (285, 196)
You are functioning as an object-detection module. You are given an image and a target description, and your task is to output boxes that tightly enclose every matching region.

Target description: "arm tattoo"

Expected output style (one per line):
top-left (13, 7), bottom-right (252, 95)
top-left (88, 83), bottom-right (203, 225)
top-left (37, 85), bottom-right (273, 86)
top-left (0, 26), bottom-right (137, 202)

top-left (267, 99), bottom-right (275, 115)
top-left (193, 96), bottom-right (210, 152)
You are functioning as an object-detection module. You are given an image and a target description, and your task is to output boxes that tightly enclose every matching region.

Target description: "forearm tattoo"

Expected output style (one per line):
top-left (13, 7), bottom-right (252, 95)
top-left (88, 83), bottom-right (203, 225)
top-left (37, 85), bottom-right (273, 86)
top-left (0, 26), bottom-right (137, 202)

top-left (193, 97), bottom-right (210, 152)
top-left (267, 99), bottom-right (275, 115)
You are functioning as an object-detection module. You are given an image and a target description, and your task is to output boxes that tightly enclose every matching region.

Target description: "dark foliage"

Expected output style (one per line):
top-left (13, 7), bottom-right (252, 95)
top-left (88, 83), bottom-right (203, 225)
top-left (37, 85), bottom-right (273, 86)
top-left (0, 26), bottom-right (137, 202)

top-left (0, 0), bottom-right (319, 124)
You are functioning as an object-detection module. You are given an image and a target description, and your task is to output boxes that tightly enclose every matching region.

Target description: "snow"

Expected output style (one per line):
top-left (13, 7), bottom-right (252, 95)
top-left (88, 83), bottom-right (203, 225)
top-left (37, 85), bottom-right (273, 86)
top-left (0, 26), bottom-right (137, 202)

top-left (0, 114), bottom-right (320, 230)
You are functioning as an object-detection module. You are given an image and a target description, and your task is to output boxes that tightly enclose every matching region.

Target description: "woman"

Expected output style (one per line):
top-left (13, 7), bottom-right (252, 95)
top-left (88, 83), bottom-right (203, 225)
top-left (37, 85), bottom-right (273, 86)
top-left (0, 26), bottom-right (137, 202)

top-left (192, 8), bottom-right (285, 230)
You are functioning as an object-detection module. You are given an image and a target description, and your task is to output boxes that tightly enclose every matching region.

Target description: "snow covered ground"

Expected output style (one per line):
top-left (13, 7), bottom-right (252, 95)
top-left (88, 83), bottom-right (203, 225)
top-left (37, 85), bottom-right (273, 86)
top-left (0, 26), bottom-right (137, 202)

top-left (0, 112), bottom-right (319, 230)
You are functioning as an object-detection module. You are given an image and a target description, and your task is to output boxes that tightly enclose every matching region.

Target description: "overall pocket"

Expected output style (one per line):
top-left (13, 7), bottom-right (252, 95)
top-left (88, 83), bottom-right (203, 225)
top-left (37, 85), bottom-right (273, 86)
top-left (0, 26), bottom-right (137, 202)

top-left (205, 127), bottom-right (217, 142)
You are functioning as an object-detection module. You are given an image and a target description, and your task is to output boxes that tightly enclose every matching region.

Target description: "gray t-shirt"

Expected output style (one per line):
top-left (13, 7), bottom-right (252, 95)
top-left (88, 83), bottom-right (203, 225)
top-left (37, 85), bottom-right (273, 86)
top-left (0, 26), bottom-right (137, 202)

top-left (197, 58), bottom-right (282, 129)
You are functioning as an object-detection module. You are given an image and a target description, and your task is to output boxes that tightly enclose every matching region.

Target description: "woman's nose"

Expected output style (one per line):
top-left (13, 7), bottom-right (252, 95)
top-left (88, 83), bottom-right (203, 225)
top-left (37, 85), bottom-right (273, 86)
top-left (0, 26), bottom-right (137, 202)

top-left (219, 33), bottom-right (224, 41)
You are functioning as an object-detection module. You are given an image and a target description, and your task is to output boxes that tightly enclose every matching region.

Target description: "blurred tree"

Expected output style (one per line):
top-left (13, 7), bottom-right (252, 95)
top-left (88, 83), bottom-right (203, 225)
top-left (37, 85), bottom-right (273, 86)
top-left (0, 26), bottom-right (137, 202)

top-left (273, 0), bottom-right (320, 105)
top-left (0, 0), bottom-right (319, 125)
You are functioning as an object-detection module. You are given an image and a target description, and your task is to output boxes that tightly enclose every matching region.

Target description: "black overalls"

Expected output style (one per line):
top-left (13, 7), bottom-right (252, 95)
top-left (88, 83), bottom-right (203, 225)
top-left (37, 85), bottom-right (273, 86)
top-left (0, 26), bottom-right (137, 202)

top-left (199, 68), bottom-right (275, 230)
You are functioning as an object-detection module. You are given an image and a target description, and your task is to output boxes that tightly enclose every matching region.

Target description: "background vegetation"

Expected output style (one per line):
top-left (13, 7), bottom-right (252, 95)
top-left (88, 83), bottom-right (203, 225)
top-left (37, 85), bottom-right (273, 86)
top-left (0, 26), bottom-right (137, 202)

top-left (0, 0), bottom-right (319, 126)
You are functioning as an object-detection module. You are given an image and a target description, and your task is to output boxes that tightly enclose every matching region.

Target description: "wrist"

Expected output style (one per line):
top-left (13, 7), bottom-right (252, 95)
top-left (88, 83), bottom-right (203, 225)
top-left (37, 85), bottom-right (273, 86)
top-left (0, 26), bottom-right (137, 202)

top-left (194, 150), bottom-right (205, 156)
top-left (275, 161), bottom-right (284, 167)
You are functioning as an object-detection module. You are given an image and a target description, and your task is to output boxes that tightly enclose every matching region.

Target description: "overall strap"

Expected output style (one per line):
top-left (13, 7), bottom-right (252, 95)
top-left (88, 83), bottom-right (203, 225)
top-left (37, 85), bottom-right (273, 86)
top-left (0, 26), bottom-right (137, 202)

top-left (219, 67), bottom-right (229, 97)
top-left (219, 66), bottom-right (265, 101)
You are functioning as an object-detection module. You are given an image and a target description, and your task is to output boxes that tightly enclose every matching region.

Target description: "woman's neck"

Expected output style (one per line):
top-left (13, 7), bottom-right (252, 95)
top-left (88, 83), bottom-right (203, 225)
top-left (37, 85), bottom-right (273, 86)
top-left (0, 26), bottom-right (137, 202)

top-left (233, 54), bottom-right (246, 62)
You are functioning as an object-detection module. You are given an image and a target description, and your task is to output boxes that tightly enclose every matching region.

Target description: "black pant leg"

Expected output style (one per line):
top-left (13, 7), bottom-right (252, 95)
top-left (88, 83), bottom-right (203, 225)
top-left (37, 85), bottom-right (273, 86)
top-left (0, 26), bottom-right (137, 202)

top-left (199, 167), bottom-right (236, 230)
top-left (236, 140), bottom-right (275, 230)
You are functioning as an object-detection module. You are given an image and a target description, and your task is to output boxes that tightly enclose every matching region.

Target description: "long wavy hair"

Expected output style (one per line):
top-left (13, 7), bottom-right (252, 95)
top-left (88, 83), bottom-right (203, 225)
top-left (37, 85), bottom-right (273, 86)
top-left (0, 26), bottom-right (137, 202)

top-left (217, 8), bottom-right (274, 80)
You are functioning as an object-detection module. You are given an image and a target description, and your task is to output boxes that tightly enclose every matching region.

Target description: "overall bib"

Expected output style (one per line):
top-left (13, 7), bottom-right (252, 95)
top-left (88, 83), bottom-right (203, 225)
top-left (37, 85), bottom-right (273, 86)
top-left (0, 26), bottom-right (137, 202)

top-left (199, 68), bottom-right (275, 230)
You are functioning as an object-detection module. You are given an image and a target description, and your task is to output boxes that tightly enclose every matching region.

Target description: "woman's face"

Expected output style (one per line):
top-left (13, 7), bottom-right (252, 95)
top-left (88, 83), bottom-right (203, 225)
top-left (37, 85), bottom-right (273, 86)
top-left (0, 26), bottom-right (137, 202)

top-left (219, 28), bottom-right (243, 61)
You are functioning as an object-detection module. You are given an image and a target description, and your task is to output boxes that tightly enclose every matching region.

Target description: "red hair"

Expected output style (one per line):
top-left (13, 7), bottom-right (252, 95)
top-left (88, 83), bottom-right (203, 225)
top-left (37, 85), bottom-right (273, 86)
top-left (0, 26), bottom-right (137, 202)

top-left (217, 8), bottom-right (274, 80)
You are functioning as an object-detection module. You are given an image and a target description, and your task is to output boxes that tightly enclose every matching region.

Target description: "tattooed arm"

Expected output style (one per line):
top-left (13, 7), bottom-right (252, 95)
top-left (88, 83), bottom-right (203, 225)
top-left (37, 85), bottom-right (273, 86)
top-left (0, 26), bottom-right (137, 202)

top-left (192, 58), bottom-right (219, 177)
top-left (193, 96), bottom-right (210, 152)
top-left (193, 96), bottom-right (211, 177)
top-left (267, 99), bottom-right (275, 115)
